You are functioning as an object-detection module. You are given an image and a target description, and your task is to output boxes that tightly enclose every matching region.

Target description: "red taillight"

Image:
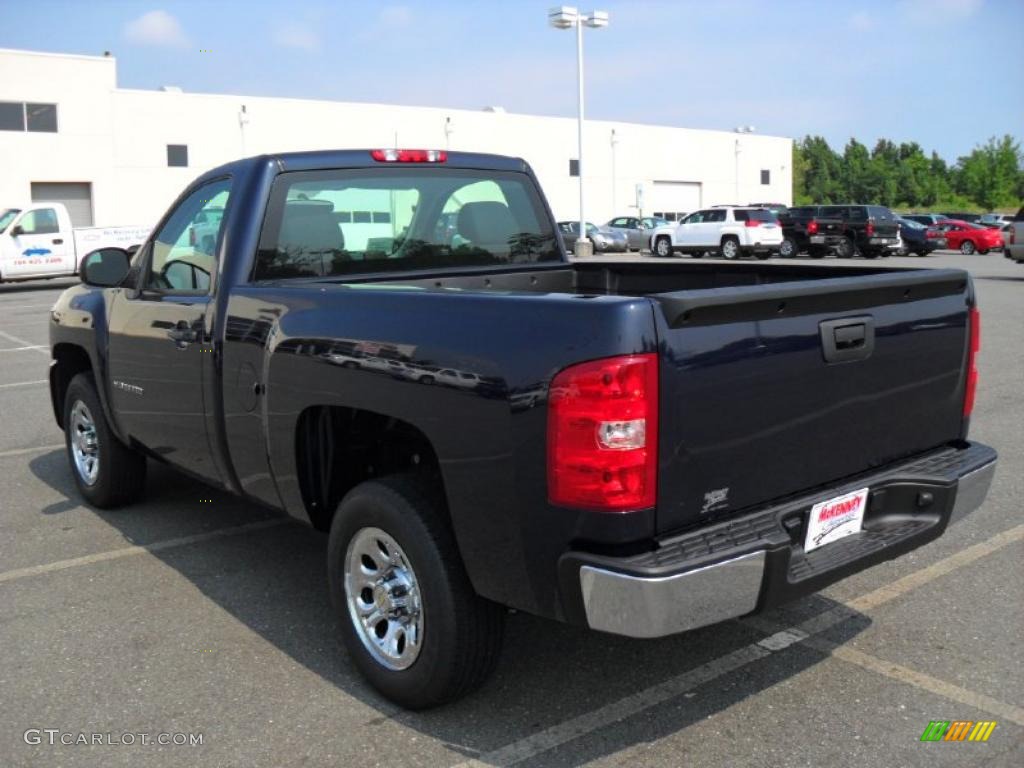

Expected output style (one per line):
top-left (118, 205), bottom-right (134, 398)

top-left (745, 219), bottom-right (761, 228)
top-left (806, 219), bottom-right (819, 235)
top-left (547, 353), bottom-right (658, 511)
top-left (866, 221), bottom-right (875, 237)
top-left (1011, 229), bottom-right (1016, 245)
top-left (370, 149), bottom-right (447, 163)
top-left (963, 307), bottom-right (980, 418)
top-left (926, 229), bottom-right (938, 239)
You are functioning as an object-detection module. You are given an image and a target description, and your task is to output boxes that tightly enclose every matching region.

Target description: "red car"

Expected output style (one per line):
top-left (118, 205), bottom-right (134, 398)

top-left (938, 219), bottom-right (1004, 255)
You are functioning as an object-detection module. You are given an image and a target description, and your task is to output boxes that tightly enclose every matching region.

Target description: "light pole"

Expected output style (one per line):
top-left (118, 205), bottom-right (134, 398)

top-left (549, 6), bottom-right (608, 257)
top-left (733, 125), bottom-right (755, 203)
top-left (610, 127), bottom-right (619, 215)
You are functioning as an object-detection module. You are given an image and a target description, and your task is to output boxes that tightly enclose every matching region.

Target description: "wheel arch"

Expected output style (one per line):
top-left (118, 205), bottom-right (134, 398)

top-left (50, 343), bottom-right (94, 430)
top-left (293, 405), bottom-right (449, 534)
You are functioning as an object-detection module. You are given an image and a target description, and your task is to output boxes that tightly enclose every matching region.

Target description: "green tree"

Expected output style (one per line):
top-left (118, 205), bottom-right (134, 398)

top-left (953, 135), bottom-right (1022, 209)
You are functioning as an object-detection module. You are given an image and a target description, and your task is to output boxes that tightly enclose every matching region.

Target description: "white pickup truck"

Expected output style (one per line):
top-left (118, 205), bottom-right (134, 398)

top-left (0, 203), bottom-right (150, 283)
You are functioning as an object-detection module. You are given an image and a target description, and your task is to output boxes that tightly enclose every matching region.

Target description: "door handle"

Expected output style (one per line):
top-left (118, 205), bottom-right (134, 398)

top-left (52, 238), bottom-right (64, 244)
top-left (167, 321), bottom-right (199, 348)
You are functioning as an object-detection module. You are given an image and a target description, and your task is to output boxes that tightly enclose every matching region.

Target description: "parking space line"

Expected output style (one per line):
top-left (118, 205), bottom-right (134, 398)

top-left (0, 518), bottom-right (291, 586)
top-left (0, 380), bottom-right (47, 390)
top-left (0, 345), bottom-right (47, 353)
top-left (0, 303), bottom-right (56, 310)
top-left (790, 628), bottom-right (1024, 726)
top-left (0, 443), bottom-right (64, 459)
top-left (0, 330), bottom-right (48, 356)
top-left (451, 523), bottom-right (1024, 768)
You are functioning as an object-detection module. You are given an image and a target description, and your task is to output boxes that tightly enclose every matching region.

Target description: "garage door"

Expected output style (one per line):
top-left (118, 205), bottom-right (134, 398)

top-left (649, 181), bottom-right (701, 221)
top-left (31, 182), bottom-right (93, 227)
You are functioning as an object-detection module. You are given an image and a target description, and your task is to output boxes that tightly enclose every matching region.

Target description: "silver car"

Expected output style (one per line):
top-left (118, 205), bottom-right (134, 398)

top-left (605, 216), bottom-right (674, 251)
top-left (557, 221), bottom-right (628, 253)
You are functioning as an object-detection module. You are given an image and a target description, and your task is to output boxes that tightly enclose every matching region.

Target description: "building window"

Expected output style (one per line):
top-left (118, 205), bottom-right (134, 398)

top-left (26, 103), bottom-right (58, 132)
top-left (569, 159), bottom-right (579, 177)
top-left (0, 102), bottom-right (58, 132)
top-left (0, 102), bottom-right (25, 131)
top-left (167, 144), bottom-right (189, 167)
top-left (760, 169), bottom-right (770, 185)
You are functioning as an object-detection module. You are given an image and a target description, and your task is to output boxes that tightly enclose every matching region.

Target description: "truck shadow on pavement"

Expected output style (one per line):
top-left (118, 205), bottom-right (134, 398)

top-left (29, 450), bottom-right (870, 765)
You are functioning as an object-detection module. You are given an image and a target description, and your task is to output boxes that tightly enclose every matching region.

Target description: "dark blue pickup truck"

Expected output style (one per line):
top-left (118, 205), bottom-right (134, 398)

top-left (48, 149), bottom-right (996, 708)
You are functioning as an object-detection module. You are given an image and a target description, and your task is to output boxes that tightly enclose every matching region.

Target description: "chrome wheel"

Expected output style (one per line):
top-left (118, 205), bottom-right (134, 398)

top-left (70, 400), bottom-right (99, 486)
top-left (722, 239), bottom-right (739, 258)
top-left (780, 238), bottom-right (795, 258)
top-left (655, 237), bottom-right (670, 257)
top-left (960, 240), bottom-right (975, 255)
top-left (344, 527), bottom-right (423, 671)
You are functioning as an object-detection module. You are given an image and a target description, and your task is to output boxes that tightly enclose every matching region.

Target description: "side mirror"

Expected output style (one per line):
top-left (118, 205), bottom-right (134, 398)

top-left (10, 225), bottom-right (24, 237)
top-left (81, 248), bottom-right (131, 287)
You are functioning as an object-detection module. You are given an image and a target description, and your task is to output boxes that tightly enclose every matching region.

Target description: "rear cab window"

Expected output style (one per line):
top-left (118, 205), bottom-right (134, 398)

top-left (254, 168), bottom-right (560, 280)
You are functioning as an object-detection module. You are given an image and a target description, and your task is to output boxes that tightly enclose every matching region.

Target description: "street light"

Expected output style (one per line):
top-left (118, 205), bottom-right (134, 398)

top-left (733, 125), bottom-right (756, 203)
top-left (549, 6), bottom-right (609, 257)
top-left (610, 127), bottom-right (619, 215)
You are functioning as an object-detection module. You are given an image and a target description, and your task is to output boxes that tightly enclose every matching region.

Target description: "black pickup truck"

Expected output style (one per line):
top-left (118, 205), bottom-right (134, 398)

top-left (778, 206), bottom-right (846, 258)
top-left (49, 149), bottom-right (996, 708)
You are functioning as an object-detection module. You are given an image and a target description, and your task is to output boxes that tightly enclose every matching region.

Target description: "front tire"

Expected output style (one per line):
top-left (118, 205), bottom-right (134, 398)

top-left (779, 237), bottom-right (798, 258)
top-left (836, 238), bottom-right (855, 259)
top-left (653, 236), bottom-right (672, 258)
top-left (63, 373), bottom-right (146, 508)
top-left (960, 240), bottom-right (976, 255)
top-left (328, 475), bottom-right (504, 709)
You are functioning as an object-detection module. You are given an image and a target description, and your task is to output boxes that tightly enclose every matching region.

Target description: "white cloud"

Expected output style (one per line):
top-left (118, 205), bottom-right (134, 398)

top-left (902, 0), bottom-right (983, 22)
top-left (849, 11), bottom-right (875, 30)
top-left (379, 5), bottom-right (413, 27)
top-left (123, 10), bottom-right (189, 47)
top-left (273, 21), bottom-right (321, 51)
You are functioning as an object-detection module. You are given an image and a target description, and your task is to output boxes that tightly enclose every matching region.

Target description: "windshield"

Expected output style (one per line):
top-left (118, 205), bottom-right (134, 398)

top-left (255, 168), bottom-right (560, 280)
top-left (0, 208), bottom-right (21, 233)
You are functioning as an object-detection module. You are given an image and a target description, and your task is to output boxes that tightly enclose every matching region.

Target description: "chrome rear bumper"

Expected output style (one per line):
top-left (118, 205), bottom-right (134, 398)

top-left (575, 445), bottom-right (996, 639)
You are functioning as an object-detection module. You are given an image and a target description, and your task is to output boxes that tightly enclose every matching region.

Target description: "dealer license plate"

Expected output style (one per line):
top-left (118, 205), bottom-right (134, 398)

top-left (804, 487), bottom-right (868, 553)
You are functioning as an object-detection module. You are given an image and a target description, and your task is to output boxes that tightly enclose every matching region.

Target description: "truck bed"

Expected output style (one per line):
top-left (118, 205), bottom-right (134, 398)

top-left (348, 260), bottom-right (972, 536)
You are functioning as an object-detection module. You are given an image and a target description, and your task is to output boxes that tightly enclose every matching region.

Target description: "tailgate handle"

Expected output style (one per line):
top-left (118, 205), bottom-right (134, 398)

top-left (820, 317), bottom-right (874, 363)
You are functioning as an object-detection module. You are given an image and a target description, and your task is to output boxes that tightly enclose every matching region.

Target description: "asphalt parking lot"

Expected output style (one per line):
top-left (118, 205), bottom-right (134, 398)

top-left (1, 251), bottom-right (1021, 768)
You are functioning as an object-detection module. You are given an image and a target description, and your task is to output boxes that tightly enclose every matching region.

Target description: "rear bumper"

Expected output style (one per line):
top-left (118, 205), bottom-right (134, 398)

top-left (563, 442), bottom-right (996, 639)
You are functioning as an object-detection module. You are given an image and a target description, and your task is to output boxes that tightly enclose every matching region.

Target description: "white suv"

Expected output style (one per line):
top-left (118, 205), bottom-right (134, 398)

top-left (650, 206), bottom-right (783, 259)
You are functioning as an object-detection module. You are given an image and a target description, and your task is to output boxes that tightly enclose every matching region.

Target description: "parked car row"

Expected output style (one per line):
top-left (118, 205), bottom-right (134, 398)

top-left (571, 203), bottom-right (1018, 260)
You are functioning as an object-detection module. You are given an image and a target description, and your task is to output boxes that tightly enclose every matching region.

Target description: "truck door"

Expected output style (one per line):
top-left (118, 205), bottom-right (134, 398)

top-left (106, 178), bottom-right (232, 483)
top-left (2, 206), bottom-right (70, 278)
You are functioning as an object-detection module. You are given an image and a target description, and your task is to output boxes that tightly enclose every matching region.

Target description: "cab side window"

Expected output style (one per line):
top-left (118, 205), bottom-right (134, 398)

top-left (16, 208), bottom-right (59, 235)
top-left (146, 179), bottom-right (231, 293)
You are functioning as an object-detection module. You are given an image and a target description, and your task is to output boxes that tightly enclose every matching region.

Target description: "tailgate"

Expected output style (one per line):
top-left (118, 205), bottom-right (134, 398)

top-left (651, 269), bottom-right (971, 535)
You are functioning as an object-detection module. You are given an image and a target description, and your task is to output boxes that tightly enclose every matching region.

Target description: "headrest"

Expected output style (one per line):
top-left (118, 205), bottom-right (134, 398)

top-left (456, 202), bottom-right (517, 246)
top-left (278, 201), bottom-right (344, 256)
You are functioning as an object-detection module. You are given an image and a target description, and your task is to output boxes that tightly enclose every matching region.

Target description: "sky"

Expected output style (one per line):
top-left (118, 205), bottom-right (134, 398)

top-left (1, 0), bottom-right (1021, 162)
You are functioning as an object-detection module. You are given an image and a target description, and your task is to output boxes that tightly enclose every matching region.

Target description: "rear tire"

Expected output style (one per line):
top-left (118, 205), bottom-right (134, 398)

top-left (960, 240), bottom-right (976, 255)
top-left (779, 238), bottom-right (798, 258)
top-left (63, 373), bottom-right (146, 508)
top-left (328, 475), bottom-right (504, 709)
top-left (836, 238), bottom-right (855, 259)
top-left (653, 236), bottom-right (672, 258)
top-left (719, 237), bottom-right (740, 259)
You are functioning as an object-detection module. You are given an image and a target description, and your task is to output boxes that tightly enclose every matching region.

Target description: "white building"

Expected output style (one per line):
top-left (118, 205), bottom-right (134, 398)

top-left (0, 48), bottom-right (792, 229)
